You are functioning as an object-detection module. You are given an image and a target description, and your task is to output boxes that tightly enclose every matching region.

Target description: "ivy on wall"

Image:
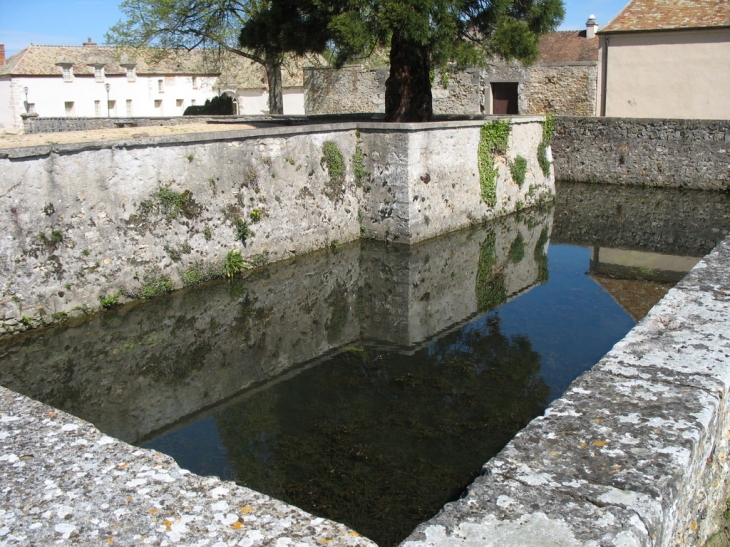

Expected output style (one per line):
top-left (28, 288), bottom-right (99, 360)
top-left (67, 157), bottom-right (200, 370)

top-left (478, 120), bottom-right (511, 207)
top-left (538, 114), bottom-right (555, 177)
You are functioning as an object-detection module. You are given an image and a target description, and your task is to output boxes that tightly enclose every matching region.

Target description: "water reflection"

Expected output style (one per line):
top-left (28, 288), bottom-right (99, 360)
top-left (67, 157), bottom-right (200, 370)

top-left (1, 182), bottom-right (729, 546)
top-left (0, 206), bottom-right (553, 446)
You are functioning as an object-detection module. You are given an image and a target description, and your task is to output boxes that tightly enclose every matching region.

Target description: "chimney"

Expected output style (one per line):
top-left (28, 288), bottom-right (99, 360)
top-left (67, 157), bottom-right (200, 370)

top-left (0, 44), bottom-right (5, 66)
top-left (586, 15), bottom-right (599, 39)
top-left (83, 38), bottom-right (97, 47)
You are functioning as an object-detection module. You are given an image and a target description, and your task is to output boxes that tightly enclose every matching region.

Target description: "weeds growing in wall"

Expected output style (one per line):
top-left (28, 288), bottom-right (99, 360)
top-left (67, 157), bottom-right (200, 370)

top-left (478, 120), bottom-right (511, 207)
top-left (510, 156), bottom-right (528, 187)
top-left (322, 141), bottom-right (346, 201)
top-left (538, 114), bottom-right (555, 177)
top-left (353, 146), bottom-right (366, 188)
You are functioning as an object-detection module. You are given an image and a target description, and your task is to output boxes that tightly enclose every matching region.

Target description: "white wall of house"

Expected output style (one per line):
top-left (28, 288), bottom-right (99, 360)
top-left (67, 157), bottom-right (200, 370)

top-left (235, 88), bottom-right (305, 115)
top-left (1, 72), bottom-right (219, 131)
top-left (597, 28), bottom-right (730, 119)
top-left (283, 88), bottom-right (305, 115)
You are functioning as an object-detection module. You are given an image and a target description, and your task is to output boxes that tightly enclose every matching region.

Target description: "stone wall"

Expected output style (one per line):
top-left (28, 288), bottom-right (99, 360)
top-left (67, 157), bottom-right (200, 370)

top-left (403, 233), bottom-right (730, 547)
top-left (553, 117), bottom-right (730, 189)
top-left (0, 118), bottom-right (553, 335)
top-left (21, 115), bottom-right (270, 134)
top-left (304, 63), bottom-right (597, 117)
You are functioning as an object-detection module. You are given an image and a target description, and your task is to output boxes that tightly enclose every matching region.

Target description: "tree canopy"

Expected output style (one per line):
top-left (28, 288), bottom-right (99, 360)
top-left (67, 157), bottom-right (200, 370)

top-left (317, 0), bottom-right (565, 121)
top-left (106, 0), bottom-right (312, 114)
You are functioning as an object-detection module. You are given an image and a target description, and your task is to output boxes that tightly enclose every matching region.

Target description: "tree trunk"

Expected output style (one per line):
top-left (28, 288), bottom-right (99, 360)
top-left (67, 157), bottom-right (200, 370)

top-left (385, 31), bottom-right (433, 122)
top-left (265, 62), bottom-right (284, 115)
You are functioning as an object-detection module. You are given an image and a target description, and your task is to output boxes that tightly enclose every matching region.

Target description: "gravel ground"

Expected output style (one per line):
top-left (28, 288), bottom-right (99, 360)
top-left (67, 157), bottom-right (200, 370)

top-left (0, 122), bottom-right (257, 150)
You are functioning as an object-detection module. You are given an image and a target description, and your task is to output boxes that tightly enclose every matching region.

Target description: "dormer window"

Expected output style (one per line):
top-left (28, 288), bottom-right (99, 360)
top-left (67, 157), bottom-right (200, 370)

top-left (121, 63), bottom-right (137, 82)
top-left (94, 65), bottom-right (105, 82)
top-left (57, 63), bottom-right (74, 82)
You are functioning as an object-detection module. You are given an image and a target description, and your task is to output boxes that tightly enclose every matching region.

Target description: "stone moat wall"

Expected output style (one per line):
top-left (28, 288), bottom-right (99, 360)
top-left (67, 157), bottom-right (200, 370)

top-left (553, 117), bottom-right (730, 190)
top-left (0, 117), bottom-right (553, 335)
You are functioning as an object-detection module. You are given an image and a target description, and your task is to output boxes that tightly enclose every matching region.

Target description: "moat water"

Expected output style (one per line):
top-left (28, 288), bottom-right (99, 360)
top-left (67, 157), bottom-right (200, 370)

top-left (1, 182), bottom-right (728, 546)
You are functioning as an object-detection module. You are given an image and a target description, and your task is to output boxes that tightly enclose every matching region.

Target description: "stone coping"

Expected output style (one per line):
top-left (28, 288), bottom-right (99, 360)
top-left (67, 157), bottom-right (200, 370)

top-left (402, 234), bottom-right (730, 547)
top-left (0, 116), bottom-right (545, 160)
top-left (0, 387), bottom-right (375, 546)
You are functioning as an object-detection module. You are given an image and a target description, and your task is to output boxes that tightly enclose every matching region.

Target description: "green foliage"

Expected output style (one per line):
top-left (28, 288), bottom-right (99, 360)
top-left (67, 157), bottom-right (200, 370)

top-left (508, 233), bottom-right (525, 263)
top-left (475, 231), bottom-right (507, 313)
top-left (184, 93), bottom-right (234, 116)
top-left (234, 218), bottom-right (251, 244)
top-left (538, 114), bottom-right (556, 177)
top-left (39, 230), bottom-right (63, 248)
top-left (82, 249), bottom-right (90, 257)
top-left (181, 261), bottom-right (220, 287)
top-left (100, 294), bottom-right (120, 309)
top-left (353, 146), bottom-right (366, 187)
top-left (249, 251), bottom-right (270, 268)
top-left (224, 250), bottom-right (247, 278)
top-left (145, 186), bottom-right (199, 220)
top-left (140, 268), bottom-right (173, 298)
top-left (249, 209), bottom-right (264, 224)
top-left (322, 141), bottom-right (346, 200)
top-left (478, 120), bottom-right (511, 207)
top-left (510, 155), bottom-right (528, 187)
top-left (20, 316), bottom-right (33, 326)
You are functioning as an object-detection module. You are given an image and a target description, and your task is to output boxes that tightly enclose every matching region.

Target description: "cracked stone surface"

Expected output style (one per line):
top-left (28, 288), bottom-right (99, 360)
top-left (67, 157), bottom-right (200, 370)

top-left (0, 387), bottom-right (375, 546)
top-left (402, 235), bottom-right (730, 547)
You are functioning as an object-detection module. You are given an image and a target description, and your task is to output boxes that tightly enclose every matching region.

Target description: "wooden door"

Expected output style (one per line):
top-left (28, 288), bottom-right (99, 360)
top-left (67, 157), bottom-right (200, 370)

top-left (491, 83), bottom-right (519, 115)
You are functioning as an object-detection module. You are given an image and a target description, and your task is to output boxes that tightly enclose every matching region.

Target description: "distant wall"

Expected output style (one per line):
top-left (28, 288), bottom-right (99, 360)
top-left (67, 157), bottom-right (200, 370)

top-left (304, 63), bottom-right (597, 117)
top-left (553, 117), bottom-right (730, 189)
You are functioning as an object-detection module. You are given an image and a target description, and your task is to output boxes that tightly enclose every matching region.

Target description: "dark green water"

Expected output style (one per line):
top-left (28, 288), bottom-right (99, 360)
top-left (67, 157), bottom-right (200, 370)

top-left (1, 183), bottom-right (728, 546)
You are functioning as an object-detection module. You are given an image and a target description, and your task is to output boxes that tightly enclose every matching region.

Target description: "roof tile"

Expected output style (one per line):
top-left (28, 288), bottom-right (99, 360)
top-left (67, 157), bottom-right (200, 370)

top-left (601, 0), bottom-right (730, 33)
top-left (537, 31), bottom-right (599, 63)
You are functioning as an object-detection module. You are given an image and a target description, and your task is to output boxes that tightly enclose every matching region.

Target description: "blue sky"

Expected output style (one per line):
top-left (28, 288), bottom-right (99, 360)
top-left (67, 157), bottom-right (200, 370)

top-left (0, 0), bottom-right (630, 57)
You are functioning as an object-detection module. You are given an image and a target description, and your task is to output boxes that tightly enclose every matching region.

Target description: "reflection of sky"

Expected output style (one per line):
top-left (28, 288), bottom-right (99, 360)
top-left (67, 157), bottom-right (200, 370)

top-left (481, 245), bottom-right (635, 400)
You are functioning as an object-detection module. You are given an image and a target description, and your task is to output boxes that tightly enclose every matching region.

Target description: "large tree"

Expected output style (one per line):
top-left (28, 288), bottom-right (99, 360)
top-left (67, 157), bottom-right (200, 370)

top-left (319, 0), bottom-right (565, 122)
top-left (107, 0), bottom-right (329, 115)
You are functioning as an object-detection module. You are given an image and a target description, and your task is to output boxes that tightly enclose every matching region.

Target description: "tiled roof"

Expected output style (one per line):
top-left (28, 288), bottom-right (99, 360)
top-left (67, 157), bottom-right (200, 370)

top-left (537, 31), bottom-right (599, 63)
top-left (601, 0), bottom-right (730, 33)
top-left (0, 45), bottom-right (220, 77)
top-left (0, 44), bottom-right (322, 90)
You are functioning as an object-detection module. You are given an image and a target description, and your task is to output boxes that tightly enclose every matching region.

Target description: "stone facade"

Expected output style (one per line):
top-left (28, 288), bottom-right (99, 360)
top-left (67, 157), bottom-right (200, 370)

top-left (21, 115), bottom-right (223, 134)
top-left (552, 117), bottom-right (730, 189)
top-left (0, 118), bottom-right (553, 335)
top-left (304, 62), bottom-right (598, 117)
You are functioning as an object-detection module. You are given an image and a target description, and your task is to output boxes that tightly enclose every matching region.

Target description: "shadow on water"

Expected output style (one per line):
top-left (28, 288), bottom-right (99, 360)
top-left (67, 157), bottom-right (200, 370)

top-left (0, 182), bottom-right (729, 546)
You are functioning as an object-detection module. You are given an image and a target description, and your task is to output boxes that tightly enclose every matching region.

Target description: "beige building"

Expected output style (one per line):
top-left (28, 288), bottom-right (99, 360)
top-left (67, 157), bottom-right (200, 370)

top-left (597, 0), bottom-right (730, 119)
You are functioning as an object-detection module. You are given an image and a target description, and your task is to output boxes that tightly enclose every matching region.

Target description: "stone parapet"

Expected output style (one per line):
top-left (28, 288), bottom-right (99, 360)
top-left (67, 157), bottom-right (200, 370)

top-left (402, 234), bottom-right (730, 546)
top-left (553, 117), bottom-right (730, 189)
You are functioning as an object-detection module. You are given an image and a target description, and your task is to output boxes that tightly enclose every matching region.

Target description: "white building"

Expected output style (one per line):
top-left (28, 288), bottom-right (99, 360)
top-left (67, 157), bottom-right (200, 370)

top-left (0, 40), bottom-right (313, 133)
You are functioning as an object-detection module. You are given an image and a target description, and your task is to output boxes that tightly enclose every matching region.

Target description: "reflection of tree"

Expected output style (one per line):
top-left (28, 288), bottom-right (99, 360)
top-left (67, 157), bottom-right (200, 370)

top-left (215, 316), bottom-right (549, 547)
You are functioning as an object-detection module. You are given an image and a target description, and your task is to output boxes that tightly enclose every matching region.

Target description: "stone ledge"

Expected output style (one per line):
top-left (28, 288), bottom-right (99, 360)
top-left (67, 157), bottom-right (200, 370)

top-left (0, 387), bottom-right (374, 546)
top-left (402, 234), bottom-right (730, 546)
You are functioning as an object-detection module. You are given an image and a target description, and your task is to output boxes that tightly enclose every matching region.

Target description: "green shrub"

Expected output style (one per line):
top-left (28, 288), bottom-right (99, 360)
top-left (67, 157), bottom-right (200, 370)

top-left (322, 141), bottom-right (346, 200)
top-left (100, 294), bottom-right (120, 309)
top-left (478, 120), bottom-right (511, 207)
top-left (510, 156), bottom-right (528, 187)
top-left (224, 251), bottom-right (246, 278)
top-left (140, 268), bottom-right (173, 298)
top-left (234, 218), bottom-right (250, 244)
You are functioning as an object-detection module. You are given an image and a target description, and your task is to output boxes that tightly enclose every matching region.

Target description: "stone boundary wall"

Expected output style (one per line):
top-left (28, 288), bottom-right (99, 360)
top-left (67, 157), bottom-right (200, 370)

top-left (553, 117), bottom-right (730, 189)
top-left (403, 233), bottom-right (730, 547)
top-left (0, 117), bottom-right (553, 335)
top-left (304, 63), bottom-right (597, 117)
top-left (21, 115), bottom-right (264, 134)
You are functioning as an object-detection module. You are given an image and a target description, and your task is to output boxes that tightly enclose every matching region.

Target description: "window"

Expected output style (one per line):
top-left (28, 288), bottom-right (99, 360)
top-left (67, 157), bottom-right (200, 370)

top-left (158, 79), bottom-right (164, 93)
top-left (154, 99), bottom-right (163, 115)
top-left (64, 102), bottom-right (75, 116)
top-left (192, 77), bottom-right (198, 90)
top-left (126, 100), bottom-right (133, 117)
top-left (94, 100), bottom-right (101, 117)
top-left (108, 100), bottom-right (116, 116)
top-left (94, 66), bottom-right (104, 83)
top-left (60, 64), bottom-right (73, 82)
top-left (126, 66), bottom-right (136, 82)
top-left (176, 99), bottom-right (184, 108)
top-left (191, 99), bottom-right (196, 105)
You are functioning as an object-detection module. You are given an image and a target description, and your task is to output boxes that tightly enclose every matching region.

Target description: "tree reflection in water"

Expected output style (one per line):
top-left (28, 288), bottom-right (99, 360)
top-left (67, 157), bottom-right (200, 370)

top-left (216, 315), bottom-right (550, 547)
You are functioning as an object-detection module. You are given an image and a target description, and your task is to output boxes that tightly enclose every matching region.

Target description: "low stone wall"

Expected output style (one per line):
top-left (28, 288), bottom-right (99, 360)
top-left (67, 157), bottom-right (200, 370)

top-left (0, 117), bottom-right (553, 335)
top-left (21, 115), bottom-right (267, 134)
top-left (403, 233), bottom-right (730, 547)
top-left (553, 117), bottom-right (730, 189)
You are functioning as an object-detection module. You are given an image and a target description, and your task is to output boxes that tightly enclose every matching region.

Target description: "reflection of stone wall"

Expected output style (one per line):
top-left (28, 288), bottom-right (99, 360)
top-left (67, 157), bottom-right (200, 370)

top-left (552, 182), bottom-right (730, 256)
top-left (553, 117), bottom-right (730, 189)
top-left (0, 208), bottom-right (553, 444)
